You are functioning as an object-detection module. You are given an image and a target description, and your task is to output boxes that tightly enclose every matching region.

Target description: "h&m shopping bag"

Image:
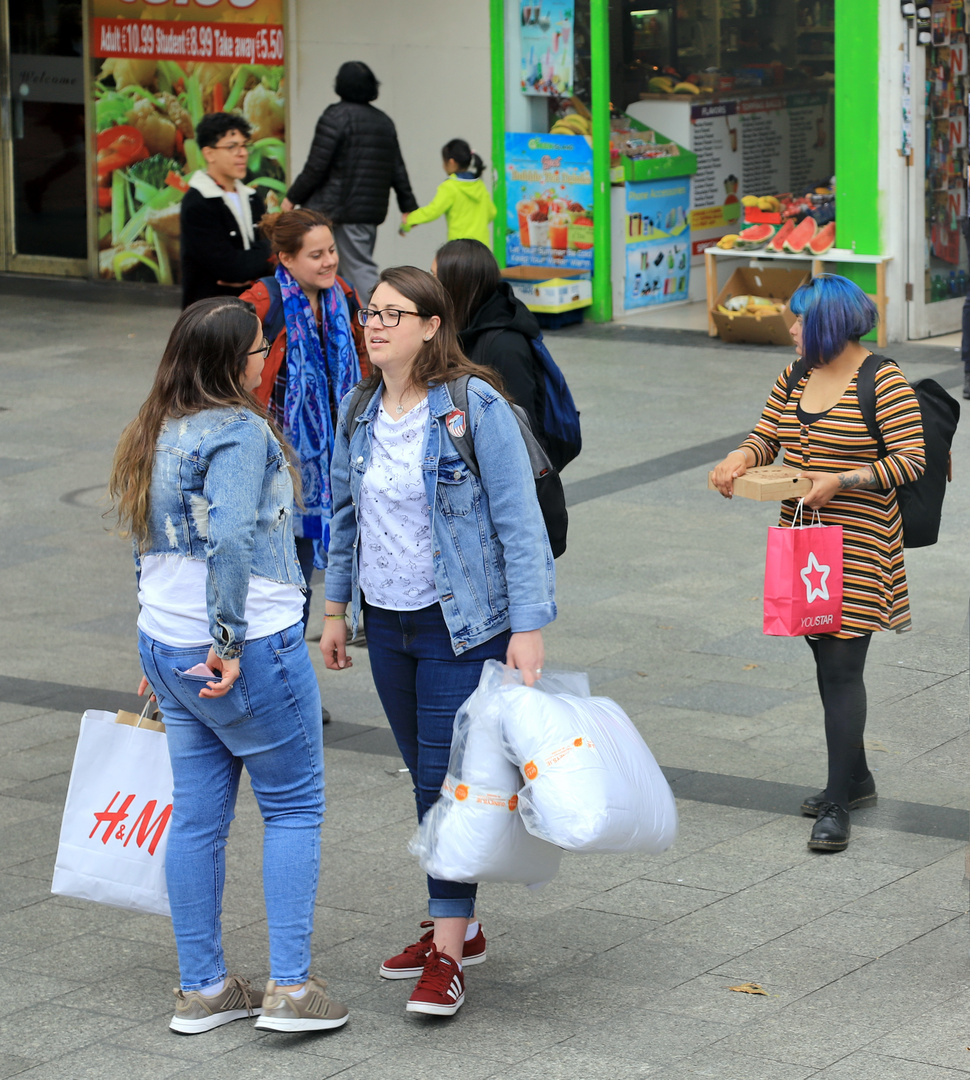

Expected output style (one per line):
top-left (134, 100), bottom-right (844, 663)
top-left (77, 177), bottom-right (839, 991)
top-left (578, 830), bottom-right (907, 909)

top-left (51, 705), bottom-right (174, 916)
top-left (763, 500), bottom-right (843, 636)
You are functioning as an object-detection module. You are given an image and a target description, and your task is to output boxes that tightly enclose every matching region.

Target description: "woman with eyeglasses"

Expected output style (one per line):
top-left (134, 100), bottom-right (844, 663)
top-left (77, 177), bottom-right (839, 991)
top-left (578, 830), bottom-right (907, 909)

top-left (110, 297), bottom-right (348, 1035)
top-left (239, 209), bottom-right (366, 656)
top-left (321, 267), bottom-right (556, 1018)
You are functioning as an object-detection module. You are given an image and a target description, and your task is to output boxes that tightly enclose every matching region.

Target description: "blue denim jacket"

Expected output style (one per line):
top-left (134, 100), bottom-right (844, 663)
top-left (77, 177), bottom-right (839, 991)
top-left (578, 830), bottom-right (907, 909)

top-left (137, 407), bottom-right (304, 659)
top-left (326, 378), bottom-right (556, 654)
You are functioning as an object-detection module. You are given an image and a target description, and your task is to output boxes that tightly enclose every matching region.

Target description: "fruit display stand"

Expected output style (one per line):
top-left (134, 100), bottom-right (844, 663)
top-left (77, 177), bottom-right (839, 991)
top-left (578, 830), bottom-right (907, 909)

top-left (703, 247), bottom-right (892, 348)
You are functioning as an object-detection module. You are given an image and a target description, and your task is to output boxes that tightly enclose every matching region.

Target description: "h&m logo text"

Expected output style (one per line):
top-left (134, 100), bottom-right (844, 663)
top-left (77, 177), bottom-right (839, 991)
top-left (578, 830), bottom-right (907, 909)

top-left (90, 792), bottom-right (173, 856)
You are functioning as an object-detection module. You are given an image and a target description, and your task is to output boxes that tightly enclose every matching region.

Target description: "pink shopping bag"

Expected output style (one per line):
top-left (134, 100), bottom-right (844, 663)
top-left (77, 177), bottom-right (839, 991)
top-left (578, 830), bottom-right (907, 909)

top-left (763, 501), bottom-right (843, 636)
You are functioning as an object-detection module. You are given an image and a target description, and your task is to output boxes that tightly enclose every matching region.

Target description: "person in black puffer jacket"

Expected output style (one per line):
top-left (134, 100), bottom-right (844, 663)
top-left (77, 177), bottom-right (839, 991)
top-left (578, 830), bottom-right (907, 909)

top-left (283, 61), bottom-right (417, 301)
top-left (433, 239), bottom-right (544, 438)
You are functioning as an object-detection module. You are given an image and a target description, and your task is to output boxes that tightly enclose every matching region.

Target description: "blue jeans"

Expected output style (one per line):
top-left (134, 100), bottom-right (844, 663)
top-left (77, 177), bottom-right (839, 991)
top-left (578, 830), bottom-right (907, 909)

top-left (138, 623), bottom-right (324, 991)
top-left (363, 601), bottom-right (509, 919)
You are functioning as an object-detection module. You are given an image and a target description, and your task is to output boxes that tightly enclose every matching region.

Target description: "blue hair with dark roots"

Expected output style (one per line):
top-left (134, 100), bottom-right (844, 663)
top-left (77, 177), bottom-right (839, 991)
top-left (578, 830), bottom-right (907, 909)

top-left (789, 274), bottom-right (878, 368)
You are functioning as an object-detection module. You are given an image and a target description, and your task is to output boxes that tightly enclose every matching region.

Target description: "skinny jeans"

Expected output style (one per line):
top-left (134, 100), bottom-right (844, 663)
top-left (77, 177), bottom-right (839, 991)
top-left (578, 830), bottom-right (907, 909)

top-left (363, 601), bottom-right (509, 919)
top-left (138, 622), bottom-right (324, 991)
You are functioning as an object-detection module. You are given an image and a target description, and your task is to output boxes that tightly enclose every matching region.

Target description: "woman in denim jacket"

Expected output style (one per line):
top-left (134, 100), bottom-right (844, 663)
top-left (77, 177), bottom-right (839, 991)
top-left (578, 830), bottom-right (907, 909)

top-left (321, 266), bottom-right (556, 1018)
top-left (110, 298), bottom-right (348, 1036)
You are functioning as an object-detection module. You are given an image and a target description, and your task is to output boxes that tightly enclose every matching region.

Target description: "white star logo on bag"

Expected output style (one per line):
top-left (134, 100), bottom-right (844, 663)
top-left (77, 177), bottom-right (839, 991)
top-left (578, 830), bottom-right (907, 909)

top-left (799, 551), bottom-right (831, 603)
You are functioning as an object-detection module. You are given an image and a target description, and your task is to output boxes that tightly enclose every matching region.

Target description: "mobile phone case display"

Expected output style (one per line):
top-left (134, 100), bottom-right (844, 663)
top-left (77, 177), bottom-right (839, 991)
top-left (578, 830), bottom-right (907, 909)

top-left (505, 133), bottom-right (594, 272)
top-left (608, 118), bottom-right (696, 312)
top-left (624, 177), bottom-right (691, 308)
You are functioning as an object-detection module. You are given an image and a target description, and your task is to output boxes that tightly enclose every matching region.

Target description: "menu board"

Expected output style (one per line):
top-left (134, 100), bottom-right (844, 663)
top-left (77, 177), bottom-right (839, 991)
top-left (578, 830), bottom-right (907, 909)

top-left (90, 0), bottom-right (286, 286)
top-left (687, 91), bottom-right (832, 260)
top-left (623, 178), bottom-right (691, 309)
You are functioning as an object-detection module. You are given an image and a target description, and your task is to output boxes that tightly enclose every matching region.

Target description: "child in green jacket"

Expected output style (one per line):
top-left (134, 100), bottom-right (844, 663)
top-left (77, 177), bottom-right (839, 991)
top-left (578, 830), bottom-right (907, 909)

top-left (400, 139), bottom-right (497, 246)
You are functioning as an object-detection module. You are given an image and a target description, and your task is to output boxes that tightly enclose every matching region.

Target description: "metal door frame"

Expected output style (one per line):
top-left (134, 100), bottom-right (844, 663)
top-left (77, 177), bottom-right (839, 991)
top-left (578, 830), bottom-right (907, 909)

top-left (0, 0), bottom-right (93, 277)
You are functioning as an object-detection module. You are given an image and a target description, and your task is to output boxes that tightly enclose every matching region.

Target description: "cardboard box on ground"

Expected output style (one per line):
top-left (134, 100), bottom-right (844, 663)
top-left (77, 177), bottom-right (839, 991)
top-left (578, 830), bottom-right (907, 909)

top-left (712, 267), bottom-right (809, 346)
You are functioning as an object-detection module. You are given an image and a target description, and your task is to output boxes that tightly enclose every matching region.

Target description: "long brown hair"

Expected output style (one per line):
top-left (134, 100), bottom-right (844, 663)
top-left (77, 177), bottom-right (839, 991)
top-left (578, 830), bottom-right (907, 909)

top-left (434, 239), bottom-right (501, 331)
top-left (109, 296), bottom-right (295, 547)
top-left (364, 266), bottom-right (507, 397)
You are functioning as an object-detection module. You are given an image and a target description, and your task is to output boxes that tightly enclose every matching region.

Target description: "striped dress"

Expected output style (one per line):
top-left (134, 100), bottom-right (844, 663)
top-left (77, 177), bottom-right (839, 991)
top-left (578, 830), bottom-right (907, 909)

top-left (740, 359), bottom-right (925, 638)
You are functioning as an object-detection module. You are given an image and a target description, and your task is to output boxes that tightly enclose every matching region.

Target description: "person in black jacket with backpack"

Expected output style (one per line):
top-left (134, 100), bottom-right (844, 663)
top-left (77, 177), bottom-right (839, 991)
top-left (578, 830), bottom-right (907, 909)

top-left (282, 61), bottom-right (417, 301)
top-left (433, 238), bottom-right (544, 437)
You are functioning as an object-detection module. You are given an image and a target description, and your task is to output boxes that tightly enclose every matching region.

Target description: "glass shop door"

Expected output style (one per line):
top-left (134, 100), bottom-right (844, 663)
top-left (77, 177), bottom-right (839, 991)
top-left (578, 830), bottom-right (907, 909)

top-left (0, 0), bottom-right (89, 275)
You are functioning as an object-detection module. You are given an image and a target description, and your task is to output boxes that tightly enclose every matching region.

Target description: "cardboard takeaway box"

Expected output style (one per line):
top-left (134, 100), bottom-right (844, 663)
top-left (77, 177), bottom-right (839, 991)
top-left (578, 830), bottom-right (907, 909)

top-left (712, 266), bottom-right (809, 346)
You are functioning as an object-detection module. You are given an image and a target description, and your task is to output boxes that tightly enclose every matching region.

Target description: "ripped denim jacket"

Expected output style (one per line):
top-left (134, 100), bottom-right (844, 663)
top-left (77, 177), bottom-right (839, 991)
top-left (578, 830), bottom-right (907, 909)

top-left (136, 407), bottom-right (304, 659)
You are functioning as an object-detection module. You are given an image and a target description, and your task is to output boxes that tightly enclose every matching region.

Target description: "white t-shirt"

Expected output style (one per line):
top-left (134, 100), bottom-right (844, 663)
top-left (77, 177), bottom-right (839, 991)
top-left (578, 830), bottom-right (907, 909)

top-left (137, 554), bottom-right (305, 647)
top-left (358, 398), bottom-right (438, 611)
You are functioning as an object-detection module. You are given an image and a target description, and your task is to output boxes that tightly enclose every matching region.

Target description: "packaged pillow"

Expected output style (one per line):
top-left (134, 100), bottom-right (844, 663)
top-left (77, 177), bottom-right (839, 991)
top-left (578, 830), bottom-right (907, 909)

top-left (410, 670), bottom-right (562, 885)
top-left (494, 680), bottom-right (677, 855)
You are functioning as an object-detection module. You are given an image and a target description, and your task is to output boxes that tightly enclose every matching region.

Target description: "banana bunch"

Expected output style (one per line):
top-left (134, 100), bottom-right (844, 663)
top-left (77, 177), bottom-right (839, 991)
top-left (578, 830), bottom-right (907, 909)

top-left (551, 112), bottom-right (591, 136)
top-left (717, 297), bottom-right (785, 319)
top-left (741, 194), bottom-right (782, 211)
top-left (716, 234), bottom-right (739, 249)
top-left (647, 76), bottom-right (701, 95)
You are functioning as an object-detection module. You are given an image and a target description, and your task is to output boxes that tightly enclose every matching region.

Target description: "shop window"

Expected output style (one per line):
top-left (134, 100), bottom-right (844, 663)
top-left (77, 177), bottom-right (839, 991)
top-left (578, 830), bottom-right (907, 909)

top-left (924, 10), bottom-right (969, 303)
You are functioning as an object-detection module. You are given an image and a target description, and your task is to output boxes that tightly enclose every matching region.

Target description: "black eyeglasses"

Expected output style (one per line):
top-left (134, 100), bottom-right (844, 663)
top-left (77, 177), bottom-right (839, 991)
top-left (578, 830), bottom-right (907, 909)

top-left (356, 308), bottom-right (424, 328)
top-left (214, 141), bottom-right (250, 153)
top-left (248, 340), bottom-right (271, 359)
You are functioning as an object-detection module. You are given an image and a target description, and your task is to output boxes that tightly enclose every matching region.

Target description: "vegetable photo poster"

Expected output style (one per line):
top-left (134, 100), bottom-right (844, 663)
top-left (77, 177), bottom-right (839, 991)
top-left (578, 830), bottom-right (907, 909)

top-left (90, 0), bottom-right (285, 286)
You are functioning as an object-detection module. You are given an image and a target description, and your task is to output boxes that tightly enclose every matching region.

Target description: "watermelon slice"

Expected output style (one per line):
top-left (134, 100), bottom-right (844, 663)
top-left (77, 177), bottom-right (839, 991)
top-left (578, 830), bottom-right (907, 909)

top-left (768, 219), bottom-right (796, 253)
top-left (734, 223), bottom-right (776, 250)
top-left (783, 217), bottom-right (818, 253)
top-left (807, 220), bottom-right (836, 256)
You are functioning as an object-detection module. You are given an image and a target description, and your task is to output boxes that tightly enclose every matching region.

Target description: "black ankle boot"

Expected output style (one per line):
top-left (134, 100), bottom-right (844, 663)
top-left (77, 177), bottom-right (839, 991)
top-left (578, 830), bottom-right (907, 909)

top-left (801, 773), bottom-right (876, 817)
top-left (808, 801), bottom-right (850, 851)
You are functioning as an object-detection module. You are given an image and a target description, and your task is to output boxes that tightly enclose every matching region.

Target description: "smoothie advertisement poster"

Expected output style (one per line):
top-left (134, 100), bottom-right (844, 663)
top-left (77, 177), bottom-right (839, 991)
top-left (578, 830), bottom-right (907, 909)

top-left (91, 0), bottom-right (286, 285)
top-left (505, 133), bottom-right (593, 272)
top-left (519, 1), bottom-right (574, 96)
top-left (624, 178), bottom-right (690, 309)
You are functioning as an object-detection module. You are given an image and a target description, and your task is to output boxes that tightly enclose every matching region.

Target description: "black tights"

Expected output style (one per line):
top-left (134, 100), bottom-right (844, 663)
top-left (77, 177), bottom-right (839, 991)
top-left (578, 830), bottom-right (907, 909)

top-left (806, 634), bottom-right (872, 809)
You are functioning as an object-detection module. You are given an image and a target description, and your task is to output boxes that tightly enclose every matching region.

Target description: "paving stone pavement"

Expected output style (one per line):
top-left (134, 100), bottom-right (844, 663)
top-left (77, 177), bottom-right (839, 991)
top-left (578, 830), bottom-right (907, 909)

top-left (0, 284), bottom-right (967, 1079)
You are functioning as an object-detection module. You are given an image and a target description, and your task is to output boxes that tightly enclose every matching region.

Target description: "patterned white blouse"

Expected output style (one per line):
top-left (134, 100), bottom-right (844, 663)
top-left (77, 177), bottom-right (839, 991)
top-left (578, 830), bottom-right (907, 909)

top-left (358, 398), bottom-right (438, 611)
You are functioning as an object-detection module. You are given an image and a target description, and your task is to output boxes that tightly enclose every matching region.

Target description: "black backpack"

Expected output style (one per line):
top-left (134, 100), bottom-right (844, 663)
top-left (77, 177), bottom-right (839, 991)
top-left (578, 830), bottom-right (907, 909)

top-left (345, 375), bottom-right (567, 558)
top-left (785, 354), bottom-right (960, 547)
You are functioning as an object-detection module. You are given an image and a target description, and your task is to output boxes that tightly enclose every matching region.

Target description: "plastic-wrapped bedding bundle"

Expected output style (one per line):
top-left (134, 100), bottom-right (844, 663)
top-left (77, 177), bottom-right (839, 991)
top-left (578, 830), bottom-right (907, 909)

top-left (409, 669), bottom-right (563, 886)
top-left (480, 662), bottom-right (678, 854)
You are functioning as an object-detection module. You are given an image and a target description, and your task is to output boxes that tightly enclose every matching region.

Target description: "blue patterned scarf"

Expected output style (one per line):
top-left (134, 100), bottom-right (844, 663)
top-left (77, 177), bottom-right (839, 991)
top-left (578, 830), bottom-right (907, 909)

top-left (277, 263), bottom-right (360, 568)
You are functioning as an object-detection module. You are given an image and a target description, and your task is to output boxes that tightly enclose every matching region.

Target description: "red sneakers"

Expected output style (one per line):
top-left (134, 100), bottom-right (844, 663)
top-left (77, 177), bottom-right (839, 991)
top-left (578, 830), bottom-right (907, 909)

top-left (379, 921), bottom-right (487, 980)
top-left (405, 945), bottom-right (465, 1016)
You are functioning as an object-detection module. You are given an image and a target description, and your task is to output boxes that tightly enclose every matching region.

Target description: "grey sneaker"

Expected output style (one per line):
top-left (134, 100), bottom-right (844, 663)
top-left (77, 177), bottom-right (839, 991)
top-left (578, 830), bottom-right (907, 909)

top-left (169, 974), bottom-right (262, 1035)
top-left (254, 975), bottom-right (349, 1032)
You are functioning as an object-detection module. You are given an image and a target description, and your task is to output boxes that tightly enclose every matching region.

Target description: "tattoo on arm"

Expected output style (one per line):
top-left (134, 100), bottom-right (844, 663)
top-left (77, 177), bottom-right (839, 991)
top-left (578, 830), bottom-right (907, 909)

top-left (837, 466), bottom-right (877, 491)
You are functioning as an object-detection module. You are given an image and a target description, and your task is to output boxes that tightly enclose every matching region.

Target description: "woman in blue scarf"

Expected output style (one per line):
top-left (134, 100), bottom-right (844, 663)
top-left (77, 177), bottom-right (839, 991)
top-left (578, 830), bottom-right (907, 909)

top-left (242, 210), bottom-right (367, 641)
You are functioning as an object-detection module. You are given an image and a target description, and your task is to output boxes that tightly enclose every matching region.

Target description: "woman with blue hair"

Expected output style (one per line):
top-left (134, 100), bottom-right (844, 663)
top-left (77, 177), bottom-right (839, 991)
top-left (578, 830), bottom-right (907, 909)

top-left (712, 274), bottom-right (925, 853)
